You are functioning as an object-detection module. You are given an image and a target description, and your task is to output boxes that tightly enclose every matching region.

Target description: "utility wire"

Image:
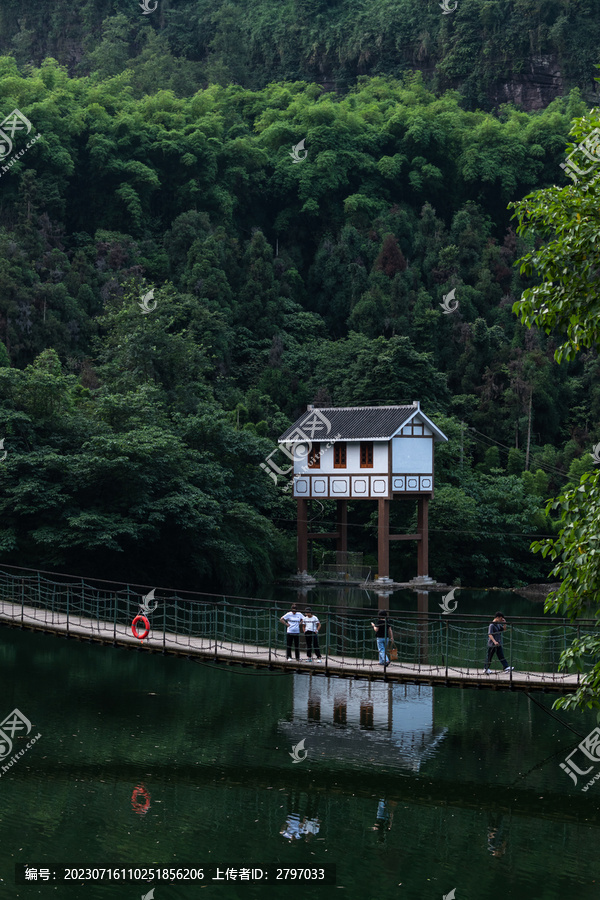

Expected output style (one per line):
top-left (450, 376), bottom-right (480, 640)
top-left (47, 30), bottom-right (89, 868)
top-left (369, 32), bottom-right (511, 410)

top-left (467, 428), bottom-right (569, 480)
top-left (270, 516), bottom-right (555, 540)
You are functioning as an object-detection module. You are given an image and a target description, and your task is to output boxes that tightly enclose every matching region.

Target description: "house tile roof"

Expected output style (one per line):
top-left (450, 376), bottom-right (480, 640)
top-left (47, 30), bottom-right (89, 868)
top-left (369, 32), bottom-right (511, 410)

top-left (278, 405), bottom-right (447, 442)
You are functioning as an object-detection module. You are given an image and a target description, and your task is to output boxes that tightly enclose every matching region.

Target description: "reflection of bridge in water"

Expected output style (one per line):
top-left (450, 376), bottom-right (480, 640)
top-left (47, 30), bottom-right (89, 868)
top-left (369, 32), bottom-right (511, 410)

top-left (0, 566), bottom-right (588, 694)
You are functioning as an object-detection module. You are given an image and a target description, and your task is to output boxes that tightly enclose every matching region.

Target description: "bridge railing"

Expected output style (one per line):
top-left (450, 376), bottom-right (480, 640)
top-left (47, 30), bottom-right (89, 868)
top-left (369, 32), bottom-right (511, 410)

top-left (0, 567), bottom-right (593, 679)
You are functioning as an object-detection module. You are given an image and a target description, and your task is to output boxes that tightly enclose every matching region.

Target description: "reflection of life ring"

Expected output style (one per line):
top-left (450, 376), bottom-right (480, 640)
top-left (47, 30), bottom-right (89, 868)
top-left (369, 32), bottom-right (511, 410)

top-left (132, 615), bottom-right (150, 640)
top-left (131, 783), bottom-right (151, 815)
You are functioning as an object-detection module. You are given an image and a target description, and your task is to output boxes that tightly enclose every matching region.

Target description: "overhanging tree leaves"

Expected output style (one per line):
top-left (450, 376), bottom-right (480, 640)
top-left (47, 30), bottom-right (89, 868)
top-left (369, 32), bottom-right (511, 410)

top-left (511, 112), bottom-right (600, 711)
top-left (510, 110), bottom-right (600, 364)
top-left (532, 472), bottom-right (600, 712)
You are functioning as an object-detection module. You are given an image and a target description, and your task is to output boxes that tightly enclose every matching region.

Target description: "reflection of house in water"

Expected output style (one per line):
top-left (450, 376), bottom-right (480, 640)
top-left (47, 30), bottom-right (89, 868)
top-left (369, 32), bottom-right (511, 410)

top-left (280, 674), bottom-right (447, 773)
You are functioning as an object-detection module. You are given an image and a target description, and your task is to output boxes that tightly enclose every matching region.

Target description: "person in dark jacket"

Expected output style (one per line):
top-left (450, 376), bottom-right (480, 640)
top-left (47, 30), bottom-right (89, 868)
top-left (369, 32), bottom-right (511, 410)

top-left (371, 610), bottom-right (393, 665)
top-left (484, 612), bottom-right (514, 673)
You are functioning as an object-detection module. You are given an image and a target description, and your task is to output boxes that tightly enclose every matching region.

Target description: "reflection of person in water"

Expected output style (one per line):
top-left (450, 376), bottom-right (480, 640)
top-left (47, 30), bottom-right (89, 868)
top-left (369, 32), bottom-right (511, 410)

top-left (369, 799), bottom-right (395, 839)
top-left (280, 793), bottom-right (321, 841)
top-left (280, 812), bottom-right (304, 840)
top-left (487, 817), bottom-right (507, 857)
top-left (301, 815), bottom-right (320, 840)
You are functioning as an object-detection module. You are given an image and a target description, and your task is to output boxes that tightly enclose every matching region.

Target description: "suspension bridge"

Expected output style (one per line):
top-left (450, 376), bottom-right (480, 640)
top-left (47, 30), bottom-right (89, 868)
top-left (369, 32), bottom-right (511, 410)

top-left (0, 565), bottom-right (588, 694)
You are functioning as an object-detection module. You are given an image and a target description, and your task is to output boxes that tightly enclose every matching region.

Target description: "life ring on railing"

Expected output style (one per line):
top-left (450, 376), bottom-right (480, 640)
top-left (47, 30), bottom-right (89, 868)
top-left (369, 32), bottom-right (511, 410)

top-left (131, 783), bottom-right (151, 815)
top-left (131, 615), bottom-right (150, 640)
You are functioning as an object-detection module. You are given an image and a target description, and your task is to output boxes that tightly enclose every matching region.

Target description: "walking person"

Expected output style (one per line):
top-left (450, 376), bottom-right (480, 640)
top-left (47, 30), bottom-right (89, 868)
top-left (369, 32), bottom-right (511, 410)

top-left (301, 607), bottom-right (322, 660)
top-left (371, 610), bottom-right (393, 666)
top-left (484, 612), bottom-right (514, 674)
top-left (280, 603), bottom-right (303, 661)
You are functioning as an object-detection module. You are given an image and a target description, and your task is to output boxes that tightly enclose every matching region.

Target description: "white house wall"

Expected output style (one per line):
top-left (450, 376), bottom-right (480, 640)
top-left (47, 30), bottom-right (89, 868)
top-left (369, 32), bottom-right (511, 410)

top-left (292, 441), bottom-right (388, 476)
top-left (287, 430), bottom-right (436, 498)
top-left (392, 437), bottom-right (433, 474)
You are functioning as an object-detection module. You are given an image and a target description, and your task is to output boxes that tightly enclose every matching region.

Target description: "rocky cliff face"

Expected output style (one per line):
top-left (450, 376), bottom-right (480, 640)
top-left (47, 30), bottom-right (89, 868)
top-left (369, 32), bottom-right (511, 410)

top-left (489, 56), bottom-right (565, 111)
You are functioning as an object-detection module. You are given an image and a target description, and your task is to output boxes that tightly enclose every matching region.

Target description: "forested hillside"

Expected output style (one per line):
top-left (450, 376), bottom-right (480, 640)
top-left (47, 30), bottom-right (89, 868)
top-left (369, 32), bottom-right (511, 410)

top-left (0, 0), bottom-right (599, 110)
top-left (0, 48), bottom-right (596, 590)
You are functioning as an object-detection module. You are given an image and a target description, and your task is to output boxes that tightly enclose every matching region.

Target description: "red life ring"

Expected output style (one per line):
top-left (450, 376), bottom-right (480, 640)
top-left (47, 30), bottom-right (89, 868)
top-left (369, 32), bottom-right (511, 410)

top-left (131, 783), bottom-right (151, 815)
top-left (132, 615), bottom-right (150, 640)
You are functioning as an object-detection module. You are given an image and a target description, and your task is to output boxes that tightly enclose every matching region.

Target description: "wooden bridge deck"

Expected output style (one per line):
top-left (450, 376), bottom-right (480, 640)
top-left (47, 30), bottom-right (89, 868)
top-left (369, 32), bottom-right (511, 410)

top-left (0, 600), bottom-right (580, 693)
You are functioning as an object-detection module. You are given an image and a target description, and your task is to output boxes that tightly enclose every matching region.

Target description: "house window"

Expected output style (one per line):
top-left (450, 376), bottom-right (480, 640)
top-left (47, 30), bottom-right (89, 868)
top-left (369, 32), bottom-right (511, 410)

top-left (334, 443), bottom-right (347, 468)
top-left (308, 443), bottom-right (320, 469)
top-left (360, 442), bottom-right (373, 468)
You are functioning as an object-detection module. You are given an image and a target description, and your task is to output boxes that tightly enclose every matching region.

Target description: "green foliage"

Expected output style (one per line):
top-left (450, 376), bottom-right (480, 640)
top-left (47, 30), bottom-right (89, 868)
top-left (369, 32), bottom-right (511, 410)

top-left (511, 109), bottom-right (600, 363)
top-left (531, 472), bottom-right (600, 711)
top-left (0, 0), bottom-right (598, 111)
top-left (0, 57), bottom-right (589, 596)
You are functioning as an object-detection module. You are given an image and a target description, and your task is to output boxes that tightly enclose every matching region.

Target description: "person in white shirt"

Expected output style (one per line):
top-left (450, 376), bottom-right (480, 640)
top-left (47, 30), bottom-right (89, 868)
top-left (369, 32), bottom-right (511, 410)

top-left (280, 603), bottom-right (303, 660)
top-left (301, 607), bottom-right (322, 660)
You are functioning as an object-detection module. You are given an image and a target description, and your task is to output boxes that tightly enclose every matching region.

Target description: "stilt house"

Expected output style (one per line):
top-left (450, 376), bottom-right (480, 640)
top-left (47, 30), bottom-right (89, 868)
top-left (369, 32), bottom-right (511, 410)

top-left (278, 403), bottom-right (448, 583)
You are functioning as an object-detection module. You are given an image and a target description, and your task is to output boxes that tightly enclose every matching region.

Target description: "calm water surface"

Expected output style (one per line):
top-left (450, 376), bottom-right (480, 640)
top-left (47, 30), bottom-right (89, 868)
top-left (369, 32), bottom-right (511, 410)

top-left (2, 587), bottom-right (599, 900)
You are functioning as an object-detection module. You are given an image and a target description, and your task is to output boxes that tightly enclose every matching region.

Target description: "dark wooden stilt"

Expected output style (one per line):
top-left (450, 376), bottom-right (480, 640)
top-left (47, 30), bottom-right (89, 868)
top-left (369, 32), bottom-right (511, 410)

top-left (336, 499), bottom-right (348, 555)
top-left (417, 496), bottom-right (429, 577)
top-left (297, 498), bottom-right (308, 573)
top-left (377, 498), bottom-right (390, 579)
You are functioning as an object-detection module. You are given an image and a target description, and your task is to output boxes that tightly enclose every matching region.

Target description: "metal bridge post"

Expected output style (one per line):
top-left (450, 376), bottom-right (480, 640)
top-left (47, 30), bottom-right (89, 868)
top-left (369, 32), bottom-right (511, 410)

top-left (20, 577), bottom-right (24, 628)
top-left (162, 600), bottom-right (166, 654)
top-left (214, 604), bottom-right (218, 660)
top-left (268, 607), bottom-right (272, 666)
top-left (445, 620), bottom-right (449, 682)
top-left (113, 591), bottom-right (117, 645)
top-left (325, 614), bottom-right (329, 676)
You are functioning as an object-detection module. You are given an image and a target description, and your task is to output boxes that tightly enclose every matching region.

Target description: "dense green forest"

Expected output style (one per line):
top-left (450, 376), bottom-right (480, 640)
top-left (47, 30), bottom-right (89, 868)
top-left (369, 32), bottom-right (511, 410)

top-left (0, 0), bottom-right (599, 109)
top-left (0, 0), bottom-right (599, 591)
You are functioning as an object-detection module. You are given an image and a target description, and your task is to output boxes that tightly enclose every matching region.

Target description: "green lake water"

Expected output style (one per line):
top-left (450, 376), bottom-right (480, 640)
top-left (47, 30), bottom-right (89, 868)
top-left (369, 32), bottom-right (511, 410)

top-left (2, 588), bottom-right (600, 900)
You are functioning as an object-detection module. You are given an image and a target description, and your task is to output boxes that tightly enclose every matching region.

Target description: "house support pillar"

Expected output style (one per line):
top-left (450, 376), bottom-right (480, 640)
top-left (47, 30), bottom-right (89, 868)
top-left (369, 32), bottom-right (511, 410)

top-left (297, 498), bottom-right (308, 574)
top-left (377, 498), bottom-right (390, 579)
top-left (417, 496), bottom-right (429, 577)
top-left (336, 500), bottom-right (348, 555)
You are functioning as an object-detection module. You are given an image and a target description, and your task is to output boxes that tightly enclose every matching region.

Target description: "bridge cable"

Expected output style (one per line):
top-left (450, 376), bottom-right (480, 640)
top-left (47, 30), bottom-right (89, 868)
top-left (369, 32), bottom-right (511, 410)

top-left (524, 691), bottom-right (585, 739)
